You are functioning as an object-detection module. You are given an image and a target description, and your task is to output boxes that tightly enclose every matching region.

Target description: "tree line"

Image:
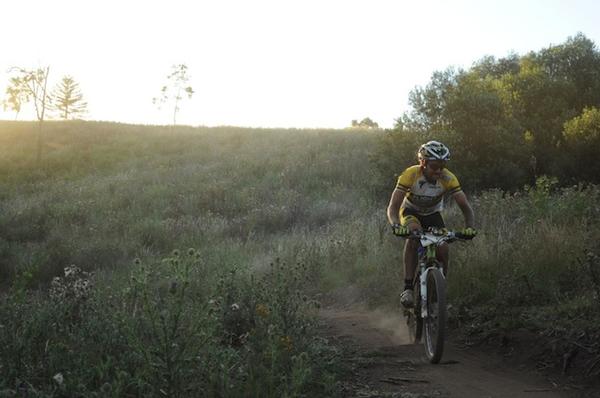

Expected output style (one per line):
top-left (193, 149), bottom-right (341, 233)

top-left (2, 64), bottom-right (194, 125)
top-left (375, 33), bottom-right (600, 191)
top-left (2, 64), bottom-right (194, 166)
top-left (5, 33), bottom-right (600, 186)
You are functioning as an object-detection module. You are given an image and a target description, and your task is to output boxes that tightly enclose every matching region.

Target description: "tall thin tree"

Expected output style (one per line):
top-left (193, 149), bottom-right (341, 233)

top-left (153, 64), bottom-right (194, 126)
top-left (5, 66), bottom-right (51, 165)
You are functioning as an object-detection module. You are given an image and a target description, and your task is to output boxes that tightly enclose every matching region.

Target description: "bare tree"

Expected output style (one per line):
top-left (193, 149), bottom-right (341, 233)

top-left (153, 64), bottom-right (194, 126)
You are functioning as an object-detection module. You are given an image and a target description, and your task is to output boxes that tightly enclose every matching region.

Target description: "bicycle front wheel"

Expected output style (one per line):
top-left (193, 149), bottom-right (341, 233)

top-left (423, 267), bottom-right (447, 364)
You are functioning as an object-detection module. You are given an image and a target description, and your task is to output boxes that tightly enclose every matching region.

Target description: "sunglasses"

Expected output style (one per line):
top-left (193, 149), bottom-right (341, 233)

top-left (425, 162), bottom-right (446, 171)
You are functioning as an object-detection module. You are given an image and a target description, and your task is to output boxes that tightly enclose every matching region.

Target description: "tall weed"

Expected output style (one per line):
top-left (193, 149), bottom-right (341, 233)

top-left (0, 252), bottom-right (339, 396)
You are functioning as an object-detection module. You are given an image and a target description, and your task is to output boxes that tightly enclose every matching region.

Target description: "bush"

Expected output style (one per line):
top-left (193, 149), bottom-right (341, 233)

top-left (0, 251), bottom-right (340, 397)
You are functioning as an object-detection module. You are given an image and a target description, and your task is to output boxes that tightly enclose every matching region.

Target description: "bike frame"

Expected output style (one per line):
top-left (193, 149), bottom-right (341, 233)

top-left (416, 232), bottom-right (449, 318)
top-left (402, 228), bottom-right (472, 363)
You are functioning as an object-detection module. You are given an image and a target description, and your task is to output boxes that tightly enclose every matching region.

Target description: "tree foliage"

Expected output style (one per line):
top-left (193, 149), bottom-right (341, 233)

top-left (4, 67), bottom-right (51, 122)
top-left (50, 76), bottom-right (88, 120)
top-left (563, 107), bottom-right (600, 182)
top-left (351, 117), bottom-right (379, 129)
top-left (3, 78), bottom-right (29, 119)
top-left (153, 64), bottom-right (194, 126)
top-left (377, 33), bottom-right (600, 191)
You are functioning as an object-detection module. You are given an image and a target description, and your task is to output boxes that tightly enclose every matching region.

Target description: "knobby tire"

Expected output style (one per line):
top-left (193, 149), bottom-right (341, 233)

top-left (424, 266), bottom-right (446, 364)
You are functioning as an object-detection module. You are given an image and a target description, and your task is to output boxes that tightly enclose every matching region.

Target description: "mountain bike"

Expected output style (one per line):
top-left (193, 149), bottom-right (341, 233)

top-left (399, 228), bottom-right (473, 364)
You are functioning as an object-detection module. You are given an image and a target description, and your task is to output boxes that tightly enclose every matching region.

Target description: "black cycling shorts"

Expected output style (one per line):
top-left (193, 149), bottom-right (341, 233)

top-left (400, 207), bottom-right (445, 229)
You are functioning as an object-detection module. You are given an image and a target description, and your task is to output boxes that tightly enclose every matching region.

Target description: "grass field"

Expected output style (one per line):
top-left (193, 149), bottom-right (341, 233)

top-left (0, 121), bottom-right (387, 396)
top-left (1, 121), bottom-right (599, 395)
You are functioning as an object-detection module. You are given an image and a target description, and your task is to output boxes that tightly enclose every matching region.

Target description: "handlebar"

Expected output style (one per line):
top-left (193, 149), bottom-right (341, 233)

top-left (397, 228), bottom-right (475, 241)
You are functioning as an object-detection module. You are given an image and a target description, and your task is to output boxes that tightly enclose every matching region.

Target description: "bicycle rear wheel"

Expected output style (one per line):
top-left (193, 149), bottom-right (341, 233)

top-left (423, 267), bottom-right (446, 363)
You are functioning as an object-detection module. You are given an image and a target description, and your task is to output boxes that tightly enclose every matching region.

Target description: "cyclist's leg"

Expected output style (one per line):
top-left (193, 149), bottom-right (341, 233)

top-left (403, 236), bottom-right (420, 279)
top-left (400, 208), bottom-right (422, 308)
top-left (400, 208), bottom-right (422, 281)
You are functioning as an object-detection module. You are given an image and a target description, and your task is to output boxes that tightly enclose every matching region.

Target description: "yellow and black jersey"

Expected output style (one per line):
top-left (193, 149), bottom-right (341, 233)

top-left (395, 165), bottom-right (462, 215)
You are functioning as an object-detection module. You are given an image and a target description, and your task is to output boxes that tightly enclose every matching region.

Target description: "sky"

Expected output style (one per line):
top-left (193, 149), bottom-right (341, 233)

top-left (1, 0), bottom-right (600, 129)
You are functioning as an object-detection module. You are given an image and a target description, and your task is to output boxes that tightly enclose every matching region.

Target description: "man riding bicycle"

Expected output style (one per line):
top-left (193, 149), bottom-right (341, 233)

top-left (386, 140), bottom-right (476, 308)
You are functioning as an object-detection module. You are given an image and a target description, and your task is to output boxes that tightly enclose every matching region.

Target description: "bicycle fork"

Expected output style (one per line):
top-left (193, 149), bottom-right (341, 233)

top-left (418, 245), bottom-right (443, 319)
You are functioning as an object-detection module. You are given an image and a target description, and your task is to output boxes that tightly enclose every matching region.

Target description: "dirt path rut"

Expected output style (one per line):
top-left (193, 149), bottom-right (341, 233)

top-left (320, 305), bottom-right (577, 398)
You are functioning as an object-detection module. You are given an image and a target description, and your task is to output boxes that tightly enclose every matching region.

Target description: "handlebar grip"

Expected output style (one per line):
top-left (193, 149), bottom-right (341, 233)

top-left (454, 232), bottom-right (474, 240)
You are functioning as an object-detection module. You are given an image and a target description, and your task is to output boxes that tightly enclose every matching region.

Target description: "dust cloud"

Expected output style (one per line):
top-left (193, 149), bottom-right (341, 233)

top-left (320, 304), bottom-right (412, 348)
top-left (368, 308), bottom-right (412, 345)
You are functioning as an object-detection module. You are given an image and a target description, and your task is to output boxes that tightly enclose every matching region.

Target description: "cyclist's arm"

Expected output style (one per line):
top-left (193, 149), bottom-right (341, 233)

top-left (452, 191), bottom-right (475, 228)
top-left (387, 188), bottom-right (406, 225)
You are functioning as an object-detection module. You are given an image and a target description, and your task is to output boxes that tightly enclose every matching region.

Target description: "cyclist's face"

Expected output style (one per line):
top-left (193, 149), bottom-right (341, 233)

top-left (423, 160), bottom-right (445, 180)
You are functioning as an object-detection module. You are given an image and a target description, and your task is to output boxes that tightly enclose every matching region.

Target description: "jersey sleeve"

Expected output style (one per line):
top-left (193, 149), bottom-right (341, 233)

top-left (395, 166), bottom-right (417, 192)
top-left (442, 169), bottom-right (462, 195)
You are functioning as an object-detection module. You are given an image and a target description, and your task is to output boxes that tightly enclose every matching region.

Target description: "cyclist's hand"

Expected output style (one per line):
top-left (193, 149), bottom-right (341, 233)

top-left (391, 223), bottom-right (410, 237)
top-left (460, 227), bottom-right (478, 238)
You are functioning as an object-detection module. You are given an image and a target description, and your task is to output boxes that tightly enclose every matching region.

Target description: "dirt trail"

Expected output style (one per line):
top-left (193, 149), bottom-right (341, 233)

top-left (320, 304), bottom-right (582, 398)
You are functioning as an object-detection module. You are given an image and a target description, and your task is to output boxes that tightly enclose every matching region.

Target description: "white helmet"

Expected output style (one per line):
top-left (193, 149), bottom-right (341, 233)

top-left (418, 140), bottom-right (450, 161)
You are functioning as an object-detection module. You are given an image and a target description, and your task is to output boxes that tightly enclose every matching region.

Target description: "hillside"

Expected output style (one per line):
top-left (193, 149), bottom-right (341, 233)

top-left (1, 121), bottom-right (599, 396)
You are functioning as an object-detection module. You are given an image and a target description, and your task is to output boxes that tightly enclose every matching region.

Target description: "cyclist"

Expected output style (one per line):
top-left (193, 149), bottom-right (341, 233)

top-left (386, 140), bottom-right (476, 308)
